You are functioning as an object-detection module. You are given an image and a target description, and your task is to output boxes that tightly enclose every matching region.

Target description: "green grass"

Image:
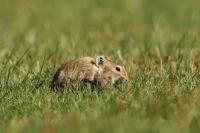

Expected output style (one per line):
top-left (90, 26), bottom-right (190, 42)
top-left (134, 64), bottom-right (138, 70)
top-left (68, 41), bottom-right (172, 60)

top-left (1, 0), bottom-right (200, 133)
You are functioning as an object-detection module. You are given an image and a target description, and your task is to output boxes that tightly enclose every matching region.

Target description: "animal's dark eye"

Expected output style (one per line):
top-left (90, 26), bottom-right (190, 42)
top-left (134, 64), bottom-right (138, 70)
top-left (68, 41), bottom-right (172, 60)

top-left (115, 67), bottom-right (121, 72)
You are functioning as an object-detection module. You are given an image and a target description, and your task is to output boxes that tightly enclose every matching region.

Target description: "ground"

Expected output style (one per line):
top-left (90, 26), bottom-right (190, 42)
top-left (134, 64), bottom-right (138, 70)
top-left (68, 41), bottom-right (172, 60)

top-left (0, 0), bottom-right (200, 133)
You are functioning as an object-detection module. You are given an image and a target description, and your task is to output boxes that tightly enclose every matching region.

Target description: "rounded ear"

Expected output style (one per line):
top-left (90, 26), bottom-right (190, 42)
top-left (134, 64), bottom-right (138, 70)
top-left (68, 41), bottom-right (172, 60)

top-left (96, 55), bottom-right (105, 66)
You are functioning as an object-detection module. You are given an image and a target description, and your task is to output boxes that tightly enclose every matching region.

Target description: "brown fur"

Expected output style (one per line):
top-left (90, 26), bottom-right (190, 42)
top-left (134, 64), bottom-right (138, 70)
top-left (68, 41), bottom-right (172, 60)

top-left (51, 56), bottom-right (128, 90)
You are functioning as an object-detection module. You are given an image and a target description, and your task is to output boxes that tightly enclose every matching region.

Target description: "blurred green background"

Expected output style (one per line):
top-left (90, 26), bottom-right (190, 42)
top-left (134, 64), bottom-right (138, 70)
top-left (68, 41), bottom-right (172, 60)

top-left (0, 0), bottom-right (200, 58)
top-left (0, 0), bottom-right (200, 133)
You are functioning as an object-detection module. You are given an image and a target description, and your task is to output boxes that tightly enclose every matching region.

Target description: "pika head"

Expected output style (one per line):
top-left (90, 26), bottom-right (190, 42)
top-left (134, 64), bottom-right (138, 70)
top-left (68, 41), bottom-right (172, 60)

top-left (95, 55), bottom-right (128, 86)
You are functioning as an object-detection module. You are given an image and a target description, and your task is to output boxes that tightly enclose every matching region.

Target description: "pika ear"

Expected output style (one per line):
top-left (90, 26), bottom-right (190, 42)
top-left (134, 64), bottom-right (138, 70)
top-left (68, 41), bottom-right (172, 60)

top-left (96, 55), bottom-right (105, 66)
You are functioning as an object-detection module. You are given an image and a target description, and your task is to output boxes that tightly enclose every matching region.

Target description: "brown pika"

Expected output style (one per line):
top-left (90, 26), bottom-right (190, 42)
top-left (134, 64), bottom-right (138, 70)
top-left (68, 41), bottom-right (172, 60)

top-left (51, 55), bottom-right (128, 90)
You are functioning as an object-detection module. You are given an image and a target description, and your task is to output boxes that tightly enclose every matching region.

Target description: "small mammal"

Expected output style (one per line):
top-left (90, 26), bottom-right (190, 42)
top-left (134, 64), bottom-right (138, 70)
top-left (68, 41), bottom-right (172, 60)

top-left (51, 55), bottom-right (128, 90)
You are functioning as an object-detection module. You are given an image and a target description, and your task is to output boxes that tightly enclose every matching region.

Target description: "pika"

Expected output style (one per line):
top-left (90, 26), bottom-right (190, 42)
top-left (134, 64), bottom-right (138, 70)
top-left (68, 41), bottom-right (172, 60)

top-left (51, 55), bottom-right (128, 90)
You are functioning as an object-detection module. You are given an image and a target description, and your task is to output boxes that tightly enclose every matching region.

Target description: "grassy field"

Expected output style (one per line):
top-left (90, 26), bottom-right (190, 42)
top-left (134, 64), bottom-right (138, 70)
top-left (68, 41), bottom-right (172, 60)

top-left (1, 0), bottom-right (200, 133)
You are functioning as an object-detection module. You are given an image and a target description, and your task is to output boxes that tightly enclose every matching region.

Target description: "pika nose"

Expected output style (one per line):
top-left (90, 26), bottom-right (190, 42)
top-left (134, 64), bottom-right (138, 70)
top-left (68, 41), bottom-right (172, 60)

top-left (121, 75), bottom-right (128, 82)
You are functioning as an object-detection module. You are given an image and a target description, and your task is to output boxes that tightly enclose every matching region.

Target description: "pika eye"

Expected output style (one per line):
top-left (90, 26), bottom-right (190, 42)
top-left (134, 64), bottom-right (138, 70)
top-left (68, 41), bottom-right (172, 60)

top-left (115, 67), bottom-right (121, 72)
